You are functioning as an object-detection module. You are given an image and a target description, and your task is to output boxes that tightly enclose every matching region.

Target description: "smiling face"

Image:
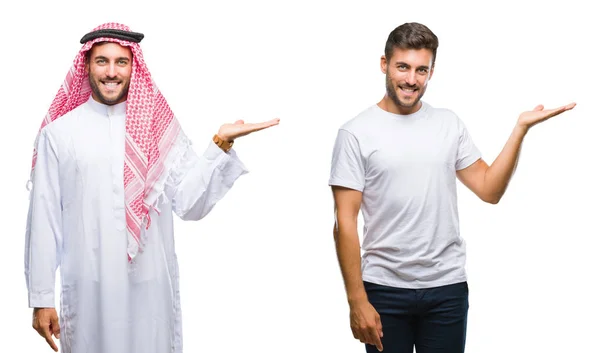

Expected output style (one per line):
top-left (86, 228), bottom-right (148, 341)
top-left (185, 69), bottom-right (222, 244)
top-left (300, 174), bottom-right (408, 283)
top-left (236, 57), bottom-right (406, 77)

top-left (380, 47), bottom-right (434, 115)
top-left (86, 42), bottom-right (133, 105)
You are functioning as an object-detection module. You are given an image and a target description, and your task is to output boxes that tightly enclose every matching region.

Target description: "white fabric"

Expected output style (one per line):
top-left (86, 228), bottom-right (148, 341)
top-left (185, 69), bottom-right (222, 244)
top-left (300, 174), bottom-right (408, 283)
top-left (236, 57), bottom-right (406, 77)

top-left (24, 97), bottom-right (248, 353)
top-left (329, 102), bottom-right (481, 289)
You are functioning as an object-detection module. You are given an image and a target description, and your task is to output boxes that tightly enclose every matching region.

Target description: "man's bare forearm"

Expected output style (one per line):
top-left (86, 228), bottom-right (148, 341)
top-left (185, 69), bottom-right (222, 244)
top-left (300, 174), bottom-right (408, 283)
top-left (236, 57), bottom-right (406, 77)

top-left (484, 124), bottom-right (528, 203)
top-left (483, 102), bottom-right (576, 202)
top-left (333, 219), bottom-right (368, 304)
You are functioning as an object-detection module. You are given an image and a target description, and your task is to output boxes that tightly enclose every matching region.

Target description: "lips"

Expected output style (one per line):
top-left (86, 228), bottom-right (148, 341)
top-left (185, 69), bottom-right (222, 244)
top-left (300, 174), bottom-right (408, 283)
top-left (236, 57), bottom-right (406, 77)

top-left (399, 86), bottom-right (418, 96)
top-left (101, 81), bottom-right (120, 92)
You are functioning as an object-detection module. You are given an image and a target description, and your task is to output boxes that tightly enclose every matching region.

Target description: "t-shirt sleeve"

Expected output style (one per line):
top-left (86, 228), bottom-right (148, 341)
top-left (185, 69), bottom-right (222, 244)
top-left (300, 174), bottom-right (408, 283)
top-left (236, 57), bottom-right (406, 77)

top-left (455, 118), bottom-right (482, 170)
top-left (328, 129), bottom-right (365, 192)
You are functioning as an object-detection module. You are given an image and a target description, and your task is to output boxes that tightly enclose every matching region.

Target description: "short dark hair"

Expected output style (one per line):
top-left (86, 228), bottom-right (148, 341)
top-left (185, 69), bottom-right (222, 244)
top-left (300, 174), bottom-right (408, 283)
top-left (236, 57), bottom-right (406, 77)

top-left (384, 22), bottom-right (439, 66)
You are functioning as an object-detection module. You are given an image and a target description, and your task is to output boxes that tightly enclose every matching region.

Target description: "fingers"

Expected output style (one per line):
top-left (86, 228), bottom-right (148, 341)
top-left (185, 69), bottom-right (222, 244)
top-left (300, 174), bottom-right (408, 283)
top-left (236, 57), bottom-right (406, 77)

top-left (32, 308), bottom-right (59, 352)
top-left (350, 321), bottom-right (369, 344)
top-left (349, 302), bottom-right (384, 351)
top-left (356, 326), bottom-right (369, 344)
top-left (368, 327), bottom-right (383, 351)
top-left (41, 326), bottom-right (58, 352)
top-left (543, 102), bottom-right (576, 115)
top-left (51, 314), bottom-right (61, 339)
top-left (375, 315), bottom-right (384, 351)
top-left (353, 323), bottom-right (383, 351)
top-left (253, 118), bottom-right (280, 129)
top-left (543, 105), bottom-right (571, 118)
top-left (351, 326), bottom-right (360, 340)
top-left (535, 102), bottom-right (575, 112)
top-left (376, 315), bottom-right (384, 339)
top-left (243, 118), bottom-right (281, 133)
top-left (221, 118), bottom-right (280, 140)
top-left (528, 102), bottom-right (576, 124)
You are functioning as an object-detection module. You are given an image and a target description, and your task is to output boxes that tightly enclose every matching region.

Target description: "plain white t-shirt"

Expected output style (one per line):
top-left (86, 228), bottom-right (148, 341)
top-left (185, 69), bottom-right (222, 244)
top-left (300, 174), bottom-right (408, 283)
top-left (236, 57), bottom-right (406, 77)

top-left (329, 101), bottom-right (481, 289)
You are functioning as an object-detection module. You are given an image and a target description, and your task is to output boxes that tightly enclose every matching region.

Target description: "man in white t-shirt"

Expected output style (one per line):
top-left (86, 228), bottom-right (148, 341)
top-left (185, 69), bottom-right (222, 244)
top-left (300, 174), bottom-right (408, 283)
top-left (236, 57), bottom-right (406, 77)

top-left (329, 22), bottom-right (575, 353)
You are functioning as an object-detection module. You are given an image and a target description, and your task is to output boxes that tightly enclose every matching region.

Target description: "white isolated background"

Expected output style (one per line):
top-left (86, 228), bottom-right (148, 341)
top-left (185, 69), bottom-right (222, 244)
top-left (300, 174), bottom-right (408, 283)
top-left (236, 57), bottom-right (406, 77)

top-left (0, 0), bottom-right (598, 352)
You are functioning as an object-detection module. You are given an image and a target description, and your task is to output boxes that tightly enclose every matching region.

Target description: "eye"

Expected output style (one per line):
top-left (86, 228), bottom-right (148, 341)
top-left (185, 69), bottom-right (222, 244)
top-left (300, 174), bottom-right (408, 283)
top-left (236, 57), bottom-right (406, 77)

top-left (118, 60), bottom-right (128, 65)
top-left (418, 68), bottom-right (428, 74)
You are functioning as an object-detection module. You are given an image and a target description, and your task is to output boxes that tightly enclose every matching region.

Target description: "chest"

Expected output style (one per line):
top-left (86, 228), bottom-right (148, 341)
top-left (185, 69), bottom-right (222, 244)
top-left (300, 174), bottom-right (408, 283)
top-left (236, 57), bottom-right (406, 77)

top-left (55, 114), bottom-right (127, 212)
top-left (58, 114), bottom-right (126, 175)
top-left (363, 120), bottom-right (459, 178)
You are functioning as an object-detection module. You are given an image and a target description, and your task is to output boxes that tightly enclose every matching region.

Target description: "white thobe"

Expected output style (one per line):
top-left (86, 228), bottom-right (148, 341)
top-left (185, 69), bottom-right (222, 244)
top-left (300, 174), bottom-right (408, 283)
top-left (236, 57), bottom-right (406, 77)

top-left (24, 97), bottom-right (248, 353)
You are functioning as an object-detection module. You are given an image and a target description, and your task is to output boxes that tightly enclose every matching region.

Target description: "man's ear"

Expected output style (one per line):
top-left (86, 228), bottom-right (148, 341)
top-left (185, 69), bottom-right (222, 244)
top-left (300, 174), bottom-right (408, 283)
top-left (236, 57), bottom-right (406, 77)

top-left (380, 55), bottom-right (387, 74)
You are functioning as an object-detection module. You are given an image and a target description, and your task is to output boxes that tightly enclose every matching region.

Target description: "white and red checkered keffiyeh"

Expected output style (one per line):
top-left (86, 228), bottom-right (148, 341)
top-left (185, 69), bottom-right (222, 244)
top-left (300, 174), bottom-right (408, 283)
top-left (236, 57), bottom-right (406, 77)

top-left (31, 23), bottom-right (184, 261)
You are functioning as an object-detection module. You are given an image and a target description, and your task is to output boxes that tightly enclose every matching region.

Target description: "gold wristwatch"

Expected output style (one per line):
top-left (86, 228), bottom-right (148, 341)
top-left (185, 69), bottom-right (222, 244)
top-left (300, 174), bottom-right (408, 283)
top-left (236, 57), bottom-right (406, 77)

top-left (213, 134), bottom-right (234, 152)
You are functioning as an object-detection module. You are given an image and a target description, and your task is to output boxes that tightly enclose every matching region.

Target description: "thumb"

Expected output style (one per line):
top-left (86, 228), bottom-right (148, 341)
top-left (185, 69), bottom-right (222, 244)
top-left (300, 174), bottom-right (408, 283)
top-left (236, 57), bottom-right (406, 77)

top-left (234, 119), bottom-right (244, 125)
top-left (533, 104), bottom-right (544, 111)
top-left (51, 314), bottom-right (60, 339)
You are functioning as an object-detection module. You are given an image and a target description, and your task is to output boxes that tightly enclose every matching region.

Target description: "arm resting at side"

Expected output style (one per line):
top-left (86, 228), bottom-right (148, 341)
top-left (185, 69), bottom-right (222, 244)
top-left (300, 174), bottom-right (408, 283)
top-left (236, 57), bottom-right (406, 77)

top-left (331, 185), bottom-right (367, 304)
top-left (25, 130), bottom-right (62, 308)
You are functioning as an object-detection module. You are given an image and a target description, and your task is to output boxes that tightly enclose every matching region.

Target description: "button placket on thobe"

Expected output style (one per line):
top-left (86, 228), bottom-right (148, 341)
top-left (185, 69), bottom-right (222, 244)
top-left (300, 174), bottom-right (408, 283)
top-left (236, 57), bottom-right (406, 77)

top-left (107, 105), bottom-right (126, 232)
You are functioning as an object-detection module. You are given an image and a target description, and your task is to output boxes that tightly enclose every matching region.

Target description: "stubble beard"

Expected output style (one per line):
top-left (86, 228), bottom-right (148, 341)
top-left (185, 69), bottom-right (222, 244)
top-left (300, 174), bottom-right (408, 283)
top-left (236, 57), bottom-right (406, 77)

top-left (88, 73), bottom-right (130, 106)
top-left (385, 73), bottom-right (425, 112)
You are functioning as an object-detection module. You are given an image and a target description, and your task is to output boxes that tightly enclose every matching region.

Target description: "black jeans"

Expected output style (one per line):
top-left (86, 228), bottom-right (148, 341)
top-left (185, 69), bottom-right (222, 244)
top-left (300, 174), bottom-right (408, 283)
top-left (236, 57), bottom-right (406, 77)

top-left (364, 281), bottom-right (469, 353)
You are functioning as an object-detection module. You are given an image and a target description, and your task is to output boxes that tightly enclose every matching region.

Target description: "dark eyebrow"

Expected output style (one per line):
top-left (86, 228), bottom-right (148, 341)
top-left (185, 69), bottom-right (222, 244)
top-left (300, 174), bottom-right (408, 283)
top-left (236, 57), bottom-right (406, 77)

top-left (93, 56), bottom-right (130, 62)
top-left (395, 62), bottom-right (430, 71)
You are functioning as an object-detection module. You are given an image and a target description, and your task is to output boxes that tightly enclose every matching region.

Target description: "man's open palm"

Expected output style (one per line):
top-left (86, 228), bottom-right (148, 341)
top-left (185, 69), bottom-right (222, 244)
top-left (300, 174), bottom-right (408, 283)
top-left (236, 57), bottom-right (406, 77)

top-left (518, 102), bottom-right (576, 129)
top-left (218, 118), bottom-right (280, 142)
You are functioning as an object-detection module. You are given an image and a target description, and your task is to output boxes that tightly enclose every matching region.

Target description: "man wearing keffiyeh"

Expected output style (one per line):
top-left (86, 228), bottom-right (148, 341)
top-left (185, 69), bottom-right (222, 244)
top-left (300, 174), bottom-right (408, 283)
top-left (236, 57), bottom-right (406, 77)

top-left (24, 23), bottom-right (278, 353)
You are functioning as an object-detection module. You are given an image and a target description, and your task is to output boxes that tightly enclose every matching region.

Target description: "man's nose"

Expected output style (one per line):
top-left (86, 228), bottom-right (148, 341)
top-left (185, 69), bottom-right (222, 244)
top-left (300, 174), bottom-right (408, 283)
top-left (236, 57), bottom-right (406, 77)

top-left (404, 71), bottom-right (417, 86)
top-left (106, 64), bottom-right (117, 78)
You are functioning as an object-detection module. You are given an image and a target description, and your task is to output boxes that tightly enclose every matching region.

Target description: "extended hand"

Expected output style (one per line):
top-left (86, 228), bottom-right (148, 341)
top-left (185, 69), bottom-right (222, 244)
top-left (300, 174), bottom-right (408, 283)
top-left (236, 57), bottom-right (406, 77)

top-left (517, 102), bottom-right (576, 130)
top-left (217, 118), bottom-right (280, 142)
top-left (350, 299), bottom-right (384, 352)
top-left (32, 308), bottom-right (60, 351)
